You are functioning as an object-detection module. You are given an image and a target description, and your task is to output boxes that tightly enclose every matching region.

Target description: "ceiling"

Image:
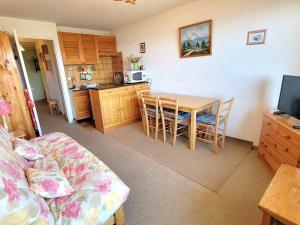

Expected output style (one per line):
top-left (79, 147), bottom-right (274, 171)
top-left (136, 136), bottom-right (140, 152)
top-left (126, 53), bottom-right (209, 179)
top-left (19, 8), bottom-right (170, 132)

top-left (0, 0), bottom-right (193, 30)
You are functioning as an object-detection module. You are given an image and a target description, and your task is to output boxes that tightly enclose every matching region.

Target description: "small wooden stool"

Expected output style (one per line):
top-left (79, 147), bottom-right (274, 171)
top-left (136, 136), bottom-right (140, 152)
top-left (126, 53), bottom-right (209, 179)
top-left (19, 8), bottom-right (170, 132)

top-left (47, 99), bottom-right (59, 115)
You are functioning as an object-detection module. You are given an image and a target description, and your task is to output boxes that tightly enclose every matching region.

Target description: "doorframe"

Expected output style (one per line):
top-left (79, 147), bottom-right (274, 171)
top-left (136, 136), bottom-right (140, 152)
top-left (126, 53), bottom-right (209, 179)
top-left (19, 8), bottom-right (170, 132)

top-left (16, 33), bottom-right (73, 123)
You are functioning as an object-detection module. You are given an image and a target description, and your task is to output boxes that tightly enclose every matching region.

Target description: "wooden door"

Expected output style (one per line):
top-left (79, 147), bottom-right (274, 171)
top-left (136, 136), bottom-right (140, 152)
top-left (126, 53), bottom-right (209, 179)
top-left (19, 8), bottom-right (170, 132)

top-left (13, 30), bottom-right (42, 136)
top-left (0, 32), bottom-right (35, 138)
top-left (100, 94), bottom-right (122, 127)
top-left (81, 34), bottom-right (98, 64)
top-left (59, 32), bottom-right (83, 65)
top-left (96, 36), bottom-right (117, 56)
top-left (120, 90), bottom-right (140, 122)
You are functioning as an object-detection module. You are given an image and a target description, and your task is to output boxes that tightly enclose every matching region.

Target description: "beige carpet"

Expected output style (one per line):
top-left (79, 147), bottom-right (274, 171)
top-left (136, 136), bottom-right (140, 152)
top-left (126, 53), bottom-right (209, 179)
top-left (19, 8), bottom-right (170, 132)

top-left (108, 123), bottom-right (252, 192)
top-left (36, 101), bottom-right (273, 225)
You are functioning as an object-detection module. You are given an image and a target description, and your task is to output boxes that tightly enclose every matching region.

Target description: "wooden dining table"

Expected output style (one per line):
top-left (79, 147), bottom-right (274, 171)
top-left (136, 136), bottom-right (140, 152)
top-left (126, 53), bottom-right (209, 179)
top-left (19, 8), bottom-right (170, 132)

top-left (152, 92), bottom-right (218, 151)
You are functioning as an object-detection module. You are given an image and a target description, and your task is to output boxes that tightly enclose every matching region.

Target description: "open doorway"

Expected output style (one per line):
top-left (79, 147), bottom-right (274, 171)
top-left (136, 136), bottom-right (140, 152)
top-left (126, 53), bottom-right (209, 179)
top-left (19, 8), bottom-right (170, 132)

top-left (19, 38), bottom-right (66, 129)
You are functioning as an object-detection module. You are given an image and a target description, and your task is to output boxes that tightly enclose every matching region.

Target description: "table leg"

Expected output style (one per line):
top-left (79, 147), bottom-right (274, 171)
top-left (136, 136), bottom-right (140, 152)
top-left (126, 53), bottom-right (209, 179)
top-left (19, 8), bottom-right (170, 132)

top-left (261, 212), bottom-right (272, 225)
top-left (189, 110), bottom-right (197, 151)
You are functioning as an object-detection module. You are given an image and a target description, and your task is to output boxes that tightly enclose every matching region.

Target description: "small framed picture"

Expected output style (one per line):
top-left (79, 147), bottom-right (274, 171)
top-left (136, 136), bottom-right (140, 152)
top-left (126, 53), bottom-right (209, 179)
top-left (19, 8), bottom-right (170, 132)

top-left (140, 42), bottom-right (146, 53)
top-left (247, 29), bottom-right (267, 45)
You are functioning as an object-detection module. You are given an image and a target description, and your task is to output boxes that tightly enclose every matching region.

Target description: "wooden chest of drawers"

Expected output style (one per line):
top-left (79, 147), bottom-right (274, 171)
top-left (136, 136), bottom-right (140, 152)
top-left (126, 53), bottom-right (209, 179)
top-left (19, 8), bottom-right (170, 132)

top-left (258, 113), bottom-right (300, 172)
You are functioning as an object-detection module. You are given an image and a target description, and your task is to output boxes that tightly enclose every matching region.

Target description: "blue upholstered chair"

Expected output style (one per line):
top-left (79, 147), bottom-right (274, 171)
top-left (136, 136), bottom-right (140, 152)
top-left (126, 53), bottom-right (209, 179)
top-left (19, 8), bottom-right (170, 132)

top-left (196, 98), bottom-right (234, 153)
top-left (159, 97), bottom-right (190, 146)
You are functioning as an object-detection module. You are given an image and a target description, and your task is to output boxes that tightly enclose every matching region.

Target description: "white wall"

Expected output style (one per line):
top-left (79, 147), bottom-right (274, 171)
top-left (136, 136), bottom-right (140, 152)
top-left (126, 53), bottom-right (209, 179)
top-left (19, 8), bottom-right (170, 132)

top-left (113, 0), bottom-right (300, 144)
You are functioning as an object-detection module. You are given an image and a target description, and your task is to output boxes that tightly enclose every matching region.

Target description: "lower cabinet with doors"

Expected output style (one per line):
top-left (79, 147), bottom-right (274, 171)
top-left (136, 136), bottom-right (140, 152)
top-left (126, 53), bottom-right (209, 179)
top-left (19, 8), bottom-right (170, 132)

top-left (89, 83), bottom-right (149, 133)
top-left (71, 90), bottom-right (92, 120)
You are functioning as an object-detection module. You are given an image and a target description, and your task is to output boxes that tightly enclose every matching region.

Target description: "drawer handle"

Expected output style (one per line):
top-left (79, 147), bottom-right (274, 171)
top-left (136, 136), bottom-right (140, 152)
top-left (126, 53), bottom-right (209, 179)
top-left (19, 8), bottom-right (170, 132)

top-left (285, 148), bottom-right (289, 152)
top-left (285, 135), bottom-right (291, 139)
top-left (274, 144), bottom-right (277, 148)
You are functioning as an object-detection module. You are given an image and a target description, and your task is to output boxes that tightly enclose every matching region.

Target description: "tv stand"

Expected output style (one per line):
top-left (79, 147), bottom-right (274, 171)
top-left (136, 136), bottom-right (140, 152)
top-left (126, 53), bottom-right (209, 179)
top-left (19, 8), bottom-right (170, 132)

top-left (258, 112), bottom-right (300, 172)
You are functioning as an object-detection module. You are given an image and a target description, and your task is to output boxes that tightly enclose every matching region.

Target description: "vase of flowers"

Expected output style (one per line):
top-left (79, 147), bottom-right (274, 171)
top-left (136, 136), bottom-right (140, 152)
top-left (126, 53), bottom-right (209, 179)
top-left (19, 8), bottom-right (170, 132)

top-left (127, 55), bottom-right (142, 71)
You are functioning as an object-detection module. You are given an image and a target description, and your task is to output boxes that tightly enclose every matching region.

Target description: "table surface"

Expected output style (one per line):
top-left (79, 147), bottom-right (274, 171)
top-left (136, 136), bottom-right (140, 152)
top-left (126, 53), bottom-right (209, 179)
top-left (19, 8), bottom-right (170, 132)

top-left (258, 164), bottom-right (300, 225)
top-left (152, 92), bottom-right (218, 111)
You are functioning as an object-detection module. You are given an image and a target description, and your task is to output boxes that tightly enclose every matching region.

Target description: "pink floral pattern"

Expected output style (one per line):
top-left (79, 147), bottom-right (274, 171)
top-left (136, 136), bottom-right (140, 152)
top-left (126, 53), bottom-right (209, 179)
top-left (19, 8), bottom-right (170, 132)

top-left (2, 178), bottom-right (20, 202)
top-left (0, 131), bottom-right (130, 225)
top-left (41, 179), bottom-right (59, 193)
top-left (96, 179), bottom-right (112, 193)
top-left (62, 201), bottom-right (81, 218)
top-left (26, 168), bottom-right (74, 198)
top-left (0, 160), bottom-right (22, 179)
top-left (13, 138), bottom-right (45, 160)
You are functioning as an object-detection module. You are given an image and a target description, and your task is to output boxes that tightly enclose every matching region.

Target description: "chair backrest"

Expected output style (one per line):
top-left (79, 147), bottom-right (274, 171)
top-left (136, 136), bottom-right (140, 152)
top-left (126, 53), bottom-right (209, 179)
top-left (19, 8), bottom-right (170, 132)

top-left (216, 97), bottom-right (234, 125)
top-left (158, 97), bottom-right (179, 121)
top-left (141, 95), bottom-right (159, 118)
top-left (136, 89), bottom-right (151, 110)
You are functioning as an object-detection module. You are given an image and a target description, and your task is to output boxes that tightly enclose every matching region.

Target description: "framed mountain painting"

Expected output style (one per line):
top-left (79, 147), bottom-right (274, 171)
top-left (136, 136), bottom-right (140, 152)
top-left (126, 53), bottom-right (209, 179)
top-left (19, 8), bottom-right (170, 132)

top-left (179, 19), bottom-right (212, 58)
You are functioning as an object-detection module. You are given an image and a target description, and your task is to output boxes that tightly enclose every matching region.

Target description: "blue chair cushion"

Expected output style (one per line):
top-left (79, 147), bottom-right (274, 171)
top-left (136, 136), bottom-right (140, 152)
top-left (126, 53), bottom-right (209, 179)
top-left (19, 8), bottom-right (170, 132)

top-left (147, 109), bottom-right (159, 117)
top-left (163, 111), bottom-right (191, 120)
top-left (196, 114), bottom-right (223, 125)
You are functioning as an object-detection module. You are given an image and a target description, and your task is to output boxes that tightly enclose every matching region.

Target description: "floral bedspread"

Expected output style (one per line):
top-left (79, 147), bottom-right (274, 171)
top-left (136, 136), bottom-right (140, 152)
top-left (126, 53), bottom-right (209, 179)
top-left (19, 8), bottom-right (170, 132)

top-left (0, 131), bottom-right (129, 225)
top-left (30, 132), bottom-right (130, 225)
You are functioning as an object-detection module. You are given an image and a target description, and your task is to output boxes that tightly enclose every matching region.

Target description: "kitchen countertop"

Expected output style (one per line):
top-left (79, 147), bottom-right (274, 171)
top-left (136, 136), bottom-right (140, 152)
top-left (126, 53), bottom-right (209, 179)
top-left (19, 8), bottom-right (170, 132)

top-left (69, 82), bottom-right (149, 92)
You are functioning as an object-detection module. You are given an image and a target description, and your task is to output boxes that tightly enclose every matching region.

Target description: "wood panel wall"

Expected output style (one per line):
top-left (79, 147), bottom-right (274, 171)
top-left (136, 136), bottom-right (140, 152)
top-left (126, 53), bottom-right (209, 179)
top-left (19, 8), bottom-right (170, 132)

top-left (0, 32), bottom-right (35, 138)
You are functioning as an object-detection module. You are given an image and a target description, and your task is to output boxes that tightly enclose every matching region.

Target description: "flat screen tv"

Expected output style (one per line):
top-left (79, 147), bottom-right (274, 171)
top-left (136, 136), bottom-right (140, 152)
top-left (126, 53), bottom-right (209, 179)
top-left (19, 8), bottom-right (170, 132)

top-left (278, 75), bottom-right (300, 119)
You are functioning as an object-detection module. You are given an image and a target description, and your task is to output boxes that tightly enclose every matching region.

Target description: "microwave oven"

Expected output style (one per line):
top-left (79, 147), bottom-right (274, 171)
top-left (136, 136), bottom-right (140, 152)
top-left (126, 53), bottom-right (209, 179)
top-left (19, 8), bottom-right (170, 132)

top-left (124, 71), bottom-right (148, 83)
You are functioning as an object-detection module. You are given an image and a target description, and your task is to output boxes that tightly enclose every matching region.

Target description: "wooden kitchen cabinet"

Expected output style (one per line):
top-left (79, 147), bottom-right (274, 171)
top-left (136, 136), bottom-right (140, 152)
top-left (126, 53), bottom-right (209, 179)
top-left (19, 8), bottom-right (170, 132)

top-left (96, 36), bottom-right (117, 56)
top-left (59, 32), bottom-right (83, 65)
top-left (59, 32), bottom-right (117, 65)
top-left (90, 83), bottom-right (149, 133)
top-left (81, 34), bottom-right (98, 64)
top-left (72, 90), bottom-right (92, 120)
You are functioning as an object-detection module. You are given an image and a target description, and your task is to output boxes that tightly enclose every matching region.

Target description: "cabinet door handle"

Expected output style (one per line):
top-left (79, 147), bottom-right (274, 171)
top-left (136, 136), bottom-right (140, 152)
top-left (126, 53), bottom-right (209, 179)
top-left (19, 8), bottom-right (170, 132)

top-left (285, 148), bottom-right (289, 152)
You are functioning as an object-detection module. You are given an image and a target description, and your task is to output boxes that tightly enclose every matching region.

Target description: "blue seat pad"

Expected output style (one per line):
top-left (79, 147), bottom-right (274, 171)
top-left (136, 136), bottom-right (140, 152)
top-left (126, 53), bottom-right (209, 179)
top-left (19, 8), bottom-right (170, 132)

top-left (196, 114), bottom-right (223, 125)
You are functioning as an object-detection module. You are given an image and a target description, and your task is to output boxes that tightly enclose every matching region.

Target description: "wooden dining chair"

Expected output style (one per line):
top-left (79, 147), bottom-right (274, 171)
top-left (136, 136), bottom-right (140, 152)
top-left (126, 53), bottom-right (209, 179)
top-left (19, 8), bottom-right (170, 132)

top-left (136, 89), bottom-right (151, 132)
top-left (136, 89), bottom-right (151, 117)
top-left (141, 95), bottom-right (163, 140)
top-left (159, 97), bottom-right (191, 146)
top-left (196, 98), bottom-right (234, 153)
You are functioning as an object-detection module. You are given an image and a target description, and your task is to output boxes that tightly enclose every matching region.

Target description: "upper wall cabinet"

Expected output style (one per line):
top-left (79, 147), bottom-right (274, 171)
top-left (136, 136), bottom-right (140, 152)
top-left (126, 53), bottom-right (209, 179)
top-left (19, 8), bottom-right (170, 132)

top-left (96, 36), bottom-right (117, 56)
top-left (59, 32), bottom-right (83, 65)
top-left (59, 32), bottom-right (117, 65)
top-left (81, 34), bottom-right (99, 65)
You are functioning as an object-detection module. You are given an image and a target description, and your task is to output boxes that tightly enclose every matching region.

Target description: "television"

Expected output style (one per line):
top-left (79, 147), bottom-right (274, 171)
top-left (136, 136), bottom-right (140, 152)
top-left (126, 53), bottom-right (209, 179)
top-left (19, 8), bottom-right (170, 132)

top-left (278, 75), bottom-right (300, 120)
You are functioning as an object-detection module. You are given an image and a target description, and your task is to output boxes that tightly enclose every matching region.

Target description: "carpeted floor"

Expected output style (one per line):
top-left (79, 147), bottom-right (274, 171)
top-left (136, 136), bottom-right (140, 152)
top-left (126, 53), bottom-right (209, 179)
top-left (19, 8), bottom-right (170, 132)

top-left (36, 101), bottom-right (273, 225)
top-left (108, 123), bottom-right (252, 192)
